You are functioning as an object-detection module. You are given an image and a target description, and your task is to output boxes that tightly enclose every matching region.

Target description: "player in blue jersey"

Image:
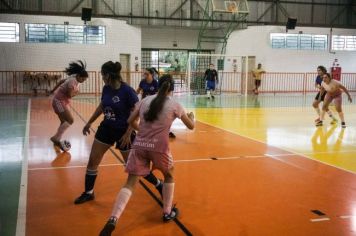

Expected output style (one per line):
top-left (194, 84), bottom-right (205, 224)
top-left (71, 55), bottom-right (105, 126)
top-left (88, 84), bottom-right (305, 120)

top-left (74, 61), bottom-right (162, 204)
top-left (312, 65), bottom-right (337, 124)
top-left (137, 68), bottom-right (159, 99)
top-left (204, 63), bottom-right (219, 99)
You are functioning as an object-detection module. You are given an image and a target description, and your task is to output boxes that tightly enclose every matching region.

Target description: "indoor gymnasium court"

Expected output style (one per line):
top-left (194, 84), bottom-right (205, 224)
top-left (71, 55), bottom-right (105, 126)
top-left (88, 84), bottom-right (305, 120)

top-left (1, 1), bottom-right (356, 236)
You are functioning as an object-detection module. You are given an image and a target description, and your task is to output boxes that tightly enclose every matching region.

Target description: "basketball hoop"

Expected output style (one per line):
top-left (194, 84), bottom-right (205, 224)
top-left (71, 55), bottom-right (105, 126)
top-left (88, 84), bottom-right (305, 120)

top-left (225, 1), bottom-right (238, 13)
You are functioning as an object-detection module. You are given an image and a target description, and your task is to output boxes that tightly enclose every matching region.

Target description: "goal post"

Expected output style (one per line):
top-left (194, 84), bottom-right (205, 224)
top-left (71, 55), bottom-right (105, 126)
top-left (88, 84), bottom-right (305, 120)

top-left (187, 53), bottom-right (249, 96)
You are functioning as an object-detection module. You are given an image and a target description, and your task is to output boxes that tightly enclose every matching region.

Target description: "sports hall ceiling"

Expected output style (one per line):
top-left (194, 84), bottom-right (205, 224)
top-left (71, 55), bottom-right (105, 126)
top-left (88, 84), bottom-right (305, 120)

top-left (1, 0), bottom-right (356, 28)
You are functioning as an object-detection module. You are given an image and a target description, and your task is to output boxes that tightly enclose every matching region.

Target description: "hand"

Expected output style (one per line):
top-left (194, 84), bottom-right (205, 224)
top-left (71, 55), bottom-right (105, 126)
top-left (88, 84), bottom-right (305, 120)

top-left (348, 96), bottom-right (353, 103)
top-left (83, 123), bottom-right (91, 136)
top-left (187, 112), bottom-right (195, 121)
top-left (119, 131), bottom-right (133, 149)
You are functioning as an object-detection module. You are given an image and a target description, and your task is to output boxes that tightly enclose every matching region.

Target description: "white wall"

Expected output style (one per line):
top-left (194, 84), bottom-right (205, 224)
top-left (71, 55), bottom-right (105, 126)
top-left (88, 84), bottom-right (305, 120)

top-left (141, 27), bottom-right (215, 50)
top-left (226, 25), bottom-right (356, 72)
top-left (0, 14), bottom-right (141, 71)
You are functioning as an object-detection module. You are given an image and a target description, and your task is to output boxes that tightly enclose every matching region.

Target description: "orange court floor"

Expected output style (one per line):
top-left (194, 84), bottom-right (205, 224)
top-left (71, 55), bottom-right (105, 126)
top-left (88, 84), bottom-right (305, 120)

top-left (4, 94), bottom-right (356, 236)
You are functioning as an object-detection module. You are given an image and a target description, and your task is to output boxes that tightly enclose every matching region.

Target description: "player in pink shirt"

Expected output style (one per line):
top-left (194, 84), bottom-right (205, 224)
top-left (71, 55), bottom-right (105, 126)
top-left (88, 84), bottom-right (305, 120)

top-left (316, 73), bottom-right (352, 128)
top-left (50, 60), bottom-right (88, 151)
top-left (99, 74), bottom-right (195, 236)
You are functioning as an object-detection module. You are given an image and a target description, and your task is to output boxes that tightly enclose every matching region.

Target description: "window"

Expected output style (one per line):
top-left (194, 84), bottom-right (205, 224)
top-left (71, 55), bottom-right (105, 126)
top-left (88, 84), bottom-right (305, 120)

top-left (285, 34), bottom-right (298, 49)
top-left (86, 26), bottom-right (105, 44)
top-left (332, 35), bottom-right (356, 51)
top-left (0, 22), bottom-right (19, 42)
top-left (270, 33), bottom-right (327, 50)
top-left (270, 33), bottom-right (285, 48)
top-left (313, 35), bottom-right (328, 50)
top-left (25, 23), bottom-right (105, 44)
top-left (48, 24), bottom-right (65, 43)
top-left (25, 24), bottom-right (47, 42)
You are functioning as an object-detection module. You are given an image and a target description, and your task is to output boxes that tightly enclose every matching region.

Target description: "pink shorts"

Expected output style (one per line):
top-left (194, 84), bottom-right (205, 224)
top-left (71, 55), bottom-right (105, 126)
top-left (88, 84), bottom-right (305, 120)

top-left (52, 98), bottom-right (69, 114)
top-left (324, 93), bottom-right (342, 107)
top-left (125, 149), bottom-right (173, 176)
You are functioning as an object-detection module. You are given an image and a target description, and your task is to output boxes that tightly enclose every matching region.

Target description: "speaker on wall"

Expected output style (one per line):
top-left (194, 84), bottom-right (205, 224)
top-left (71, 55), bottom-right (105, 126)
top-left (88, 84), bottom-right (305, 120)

top-left (286, 17), bottom-right (297, 30)
top-left (81, 8), bottom-right (92, 22)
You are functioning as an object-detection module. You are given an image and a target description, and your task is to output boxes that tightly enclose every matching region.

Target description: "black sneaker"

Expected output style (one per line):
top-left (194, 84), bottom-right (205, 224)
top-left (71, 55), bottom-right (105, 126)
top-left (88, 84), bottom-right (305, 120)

top-left (315, 120), bottom-right (323, 127)
top-left (99, 217), bottom-right (117, 236)
top-left (341, 122), bottom-right (346, 128)
top-left (163, 206), bottom-right (179, 222)
top-left (169, 132), bottom-right (176, 139)
top-left (74, 192), bottom-right (95, 204)
top-left (156, 180), bottom-right (163, 197)
top-left (211, 95), bottom-right (215, 99)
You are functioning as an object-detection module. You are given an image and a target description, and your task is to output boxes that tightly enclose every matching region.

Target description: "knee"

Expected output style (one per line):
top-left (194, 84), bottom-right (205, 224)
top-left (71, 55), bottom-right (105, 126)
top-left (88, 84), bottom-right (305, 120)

top-left (312, 102), bottom-right (318, 108)
top-left (163, 171), bottom-right (174, 183)
top-left (322, 105), bottom-right (328, 111)
top-left (67, 118), bottom-right (74, 125)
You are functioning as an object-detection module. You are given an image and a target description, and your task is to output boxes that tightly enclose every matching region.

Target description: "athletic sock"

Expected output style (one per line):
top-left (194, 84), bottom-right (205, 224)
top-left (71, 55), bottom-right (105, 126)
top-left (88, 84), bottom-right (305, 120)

top-left (111, 188), bottom-right (132, 219)
top-left (85, 169), bottom-right (98, 194)
top-left (163, 183), bottom-right (175, 215)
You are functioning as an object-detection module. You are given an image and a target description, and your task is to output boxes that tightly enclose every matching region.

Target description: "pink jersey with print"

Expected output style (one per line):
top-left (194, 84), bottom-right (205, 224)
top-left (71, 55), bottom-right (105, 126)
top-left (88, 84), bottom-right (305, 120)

top-left (53, 76), bottom-right (80, 104)
top-left (132, 95), bottom-right (185, 155)
top-left (321, 80), bottom-right (341, 95)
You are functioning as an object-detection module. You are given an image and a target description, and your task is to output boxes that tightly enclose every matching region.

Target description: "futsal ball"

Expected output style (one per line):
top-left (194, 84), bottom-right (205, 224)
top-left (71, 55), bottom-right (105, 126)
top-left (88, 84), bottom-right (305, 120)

top-left (60, 140), bottom-right (71, 152)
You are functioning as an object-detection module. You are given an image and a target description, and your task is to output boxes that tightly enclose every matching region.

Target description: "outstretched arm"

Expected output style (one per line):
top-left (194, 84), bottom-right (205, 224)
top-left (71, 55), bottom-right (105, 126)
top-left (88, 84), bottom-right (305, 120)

top-left (83, 102), bottom-right (103, 135)
top-left (181, 112), bottom-right (195, 130)
top-left (340, 85), bottom-right (352, 103)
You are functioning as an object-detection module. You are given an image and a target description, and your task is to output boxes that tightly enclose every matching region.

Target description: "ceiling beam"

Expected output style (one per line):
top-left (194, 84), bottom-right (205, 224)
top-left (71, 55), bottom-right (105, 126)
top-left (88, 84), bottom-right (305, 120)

top-left (256, 2), bottom-right (275, 22)
top-left (102, 0), bottom-right (116, 15)
top-left (169, 0), bottom-right (189, 17)
top-left (1, 10), bottom-right (354, 28)
top-left (0, 0), bottom-right (12, 10)
top-left (330, 6), bottom-right (348, 26)
top-left (69, 0), bottom-right (86, 13)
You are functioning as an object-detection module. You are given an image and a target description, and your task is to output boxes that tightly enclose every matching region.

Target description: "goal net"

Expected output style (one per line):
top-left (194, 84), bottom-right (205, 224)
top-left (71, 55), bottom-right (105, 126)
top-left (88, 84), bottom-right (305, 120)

top-left (187, 53), bottom-right (249, 95)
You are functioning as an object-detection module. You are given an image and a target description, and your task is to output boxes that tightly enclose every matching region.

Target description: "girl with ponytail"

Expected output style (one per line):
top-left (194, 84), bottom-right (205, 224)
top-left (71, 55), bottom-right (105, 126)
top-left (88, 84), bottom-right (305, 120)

top-left (99, 74), bottom-right (195, 236)
top-left (74, 61), bottom-right (162, 205)
top-left (50, 60), bottom-right (88, 151)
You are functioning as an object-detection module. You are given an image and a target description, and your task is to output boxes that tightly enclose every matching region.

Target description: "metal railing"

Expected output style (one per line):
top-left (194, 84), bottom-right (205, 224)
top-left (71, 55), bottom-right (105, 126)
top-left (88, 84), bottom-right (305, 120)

top-left (1, 71), bottom-right (355, 95)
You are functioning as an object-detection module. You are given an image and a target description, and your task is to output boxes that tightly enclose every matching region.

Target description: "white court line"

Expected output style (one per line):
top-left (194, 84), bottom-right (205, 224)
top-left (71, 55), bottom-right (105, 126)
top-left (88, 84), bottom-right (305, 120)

top-left (28, 163), bottom-right (125, 171)
top-left (27, 149), bottom-right (356, 172)
top-left (310, 218), bottom-right (330, 222)
top-left (28, 155), bottom-right (264, 171)
top-left (268, 150), bottom-right (356, 157)
top-left (339, 215), bottom-right (355, 219)
top-left (197, 120), bottom-right (356, 175)
top-left (15, 98), bottom-right (31, 236)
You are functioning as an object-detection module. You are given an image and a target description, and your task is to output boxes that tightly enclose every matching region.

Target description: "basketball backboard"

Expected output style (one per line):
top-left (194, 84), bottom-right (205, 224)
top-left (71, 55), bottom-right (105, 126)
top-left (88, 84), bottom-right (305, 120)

top-left (211, 0), bottom-right (249, 14)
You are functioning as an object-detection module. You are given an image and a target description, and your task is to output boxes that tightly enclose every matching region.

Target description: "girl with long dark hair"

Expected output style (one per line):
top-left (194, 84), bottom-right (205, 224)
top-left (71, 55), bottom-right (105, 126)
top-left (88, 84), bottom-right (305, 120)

top-left (74, 61), bottom-right (162, 204)
top-left (99, 74), bottom-right (195, 236)
top-left (50, 60), bottom-right (88, 151)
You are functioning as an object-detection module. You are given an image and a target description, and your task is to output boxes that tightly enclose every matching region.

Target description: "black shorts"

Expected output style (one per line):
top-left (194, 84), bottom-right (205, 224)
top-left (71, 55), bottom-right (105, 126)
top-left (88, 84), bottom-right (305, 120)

top-left (255, 80), bottom-right (261, 87)
top-left (95, 124), bottom-right (136, 151)
top-left (315, 91), bottom-right (326, 101)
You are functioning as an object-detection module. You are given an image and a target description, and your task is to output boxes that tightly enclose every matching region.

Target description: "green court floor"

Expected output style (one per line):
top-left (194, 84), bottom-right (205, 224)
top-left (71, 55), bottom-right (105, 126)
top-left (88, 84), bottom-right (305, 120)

top-left (0, 98), bottom-right (28, 236)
